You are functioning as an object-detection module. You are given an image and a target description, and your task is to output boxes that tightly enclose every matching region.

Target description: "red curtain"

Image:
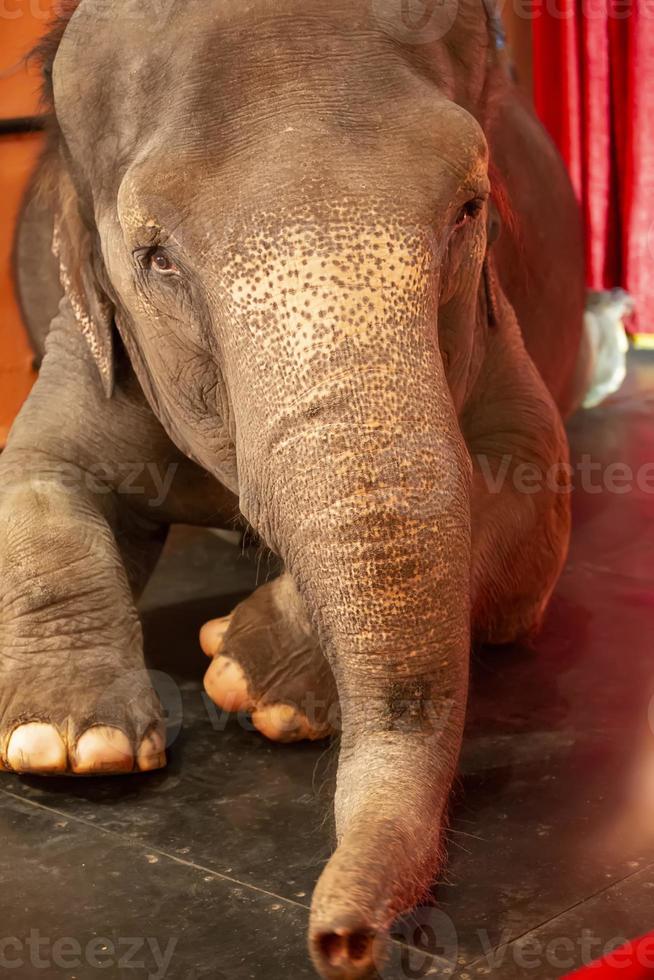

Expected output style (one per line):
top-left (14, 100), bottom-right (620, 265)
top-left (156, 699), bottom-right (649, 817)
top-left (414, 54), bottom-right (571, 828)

top-left (562, 931), bottom-right (654, 978)
top-left (532, 0), bottom-right (654, 332)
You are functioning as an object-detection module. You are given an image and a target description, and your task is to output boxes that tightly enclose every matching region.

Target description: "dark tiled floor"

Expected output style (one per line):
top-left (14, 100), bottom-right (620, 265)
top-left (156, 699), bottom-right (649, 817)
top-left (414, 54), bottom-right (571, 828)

top-left (3, 353), bottom-right (654, 979)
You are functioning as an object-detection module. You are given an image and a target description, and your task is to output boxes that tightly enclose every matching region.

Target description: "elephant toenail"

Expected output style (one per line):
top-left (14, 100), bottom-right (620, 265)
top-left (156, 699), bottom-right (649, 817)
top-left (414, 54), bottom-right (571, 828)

top-left (6, 723), bottom-right (67, 774)
top-left (136, 725), bottom-right (167, 771)
top-left (203, 656), bottom-right (252, 712)
top-left (73, 726), bottom-right (133, 774)
top-left (252, 703), bottom-right (307, 743)
top-left (199, 617), bottom-right (232, 657)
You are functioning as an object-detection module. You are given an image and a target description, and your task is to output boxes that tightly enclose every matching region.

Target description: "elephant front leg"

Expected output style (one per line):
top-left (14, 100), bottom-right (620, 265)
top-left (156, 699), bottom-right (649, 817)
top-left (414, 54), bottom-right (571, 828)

top-left (0, 479), bottom-right (165, 774)
top-left (201, 573), bottom-right (338, 742)
top-left (0, 300), bottom-right (235, 775)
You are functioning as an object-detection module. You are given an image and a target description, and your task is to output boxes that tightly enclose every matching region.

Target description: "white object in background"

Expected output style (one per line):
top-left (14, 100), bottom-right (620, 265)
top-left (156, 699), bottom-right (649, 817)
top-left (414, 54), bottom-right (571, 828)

top-left (209, 528), bottom-right (243, 547)
top-left (583, 288), bottom-right (633, 409)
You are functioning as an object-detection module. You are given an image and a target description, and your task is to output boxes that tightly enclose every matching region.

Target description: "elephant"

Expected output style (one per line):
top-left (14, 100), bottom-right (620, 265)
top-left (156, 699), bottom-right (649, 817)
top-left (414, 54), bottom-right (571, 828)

top-left (3, 0), bottom-right (591, 976)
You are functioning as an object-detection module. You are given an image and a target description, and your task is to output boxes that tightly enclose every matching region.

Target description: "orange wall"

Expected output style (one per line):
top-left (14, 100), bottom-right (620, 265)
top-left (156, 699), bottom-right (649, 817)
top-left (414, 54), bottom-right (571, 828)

top-left (0, 3), bottom-right (53, 445)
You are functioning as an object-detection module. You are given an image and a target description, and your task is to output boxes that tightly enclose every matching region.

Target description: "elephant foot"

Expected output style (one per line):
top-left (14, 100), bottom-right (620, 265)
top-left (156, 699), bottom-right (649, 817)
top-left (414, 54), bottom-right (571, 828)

top-left (0, 635), bottom-right (166, 775)
top-left (0, 478), bottom-right (168, 777)
top-left (201, 575), bottom-right (338, 743)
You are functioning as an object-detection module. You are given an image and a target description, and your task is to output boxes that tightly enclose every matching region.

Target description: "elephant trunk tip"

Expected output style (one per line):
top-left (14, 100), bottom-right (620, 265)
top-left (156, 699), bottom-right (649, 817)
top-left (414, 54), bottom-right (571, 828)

top-left (307, 738), bottom-right (451, 978)
top-left (310, 919), bottom-right (387, 980)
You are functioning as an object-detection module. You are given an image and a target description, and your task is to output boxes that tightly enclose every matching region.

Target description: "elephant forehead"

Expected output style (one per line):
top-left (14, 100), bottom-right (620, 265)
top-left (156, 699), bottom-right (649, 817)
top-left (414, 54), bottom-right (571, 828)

top-left (53, 0), bottom-right (488, 208)
top-left (220, 209), bottom-right (435, 321)
top-left (53, 1), bottom-right (413, 169)
top-left (214, 207), bottom-right (440, 401)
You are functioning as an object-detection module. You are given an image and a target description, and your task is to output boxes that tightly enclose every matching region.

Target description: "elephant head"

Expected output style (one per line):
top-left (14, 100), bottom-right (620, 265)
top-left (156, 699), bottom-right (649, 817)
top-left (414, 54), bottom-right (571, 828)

top-left (45, 0), bottom-right (505, 974)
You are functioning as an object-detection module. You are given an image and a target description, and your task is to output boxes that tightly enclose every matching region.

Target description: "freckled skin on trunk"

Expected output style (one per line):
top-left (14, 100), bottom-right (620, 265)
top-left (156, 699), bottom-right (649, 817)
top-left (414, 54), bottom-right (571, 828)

top-left (214, 212), bottom-right (474, 974)
top-left (4, 0), bottom-right (584, 976)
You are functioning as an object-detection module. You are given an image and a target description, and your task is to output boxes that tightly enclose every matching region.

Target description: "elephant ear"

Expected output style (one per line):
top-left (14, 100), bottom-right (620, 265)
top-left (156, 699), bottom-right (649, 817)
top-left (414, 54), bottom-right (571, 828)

top-left (51, 166), bottom-right (115, 398)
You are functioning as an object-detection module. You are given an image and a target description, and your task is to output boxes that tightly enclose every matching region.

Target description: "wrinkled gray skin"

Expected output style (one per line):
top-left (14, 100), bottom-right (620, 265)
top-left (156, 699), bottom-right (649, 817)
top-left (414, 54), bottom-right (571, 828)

top-left (3, 1), bottom-right (589, 976)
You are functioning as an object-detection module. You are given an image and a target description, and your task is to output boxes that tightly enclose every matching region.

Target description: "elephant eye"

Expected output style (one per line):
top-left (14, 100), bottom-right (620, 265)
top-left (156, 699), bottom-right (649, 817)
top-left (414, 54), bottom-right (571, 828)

top-left (135, 246), bottom-right (179, 275)
top-left (148, 247), bottom-right (178, 274)
top-left (454, 198), bottom-right (485, 229)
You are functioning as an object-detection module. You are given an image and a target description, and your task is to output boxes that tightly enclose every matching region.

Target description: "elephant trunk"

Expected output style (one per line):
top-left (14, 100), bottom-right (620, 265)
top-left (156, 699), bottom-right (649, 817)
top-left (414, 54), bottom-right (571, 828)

top-left (282, 391), bottom-right (470, 978)
top-left (226, 225), bottom-right (472, 978)
top-left (295, 410), bottom-right (470, 979)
